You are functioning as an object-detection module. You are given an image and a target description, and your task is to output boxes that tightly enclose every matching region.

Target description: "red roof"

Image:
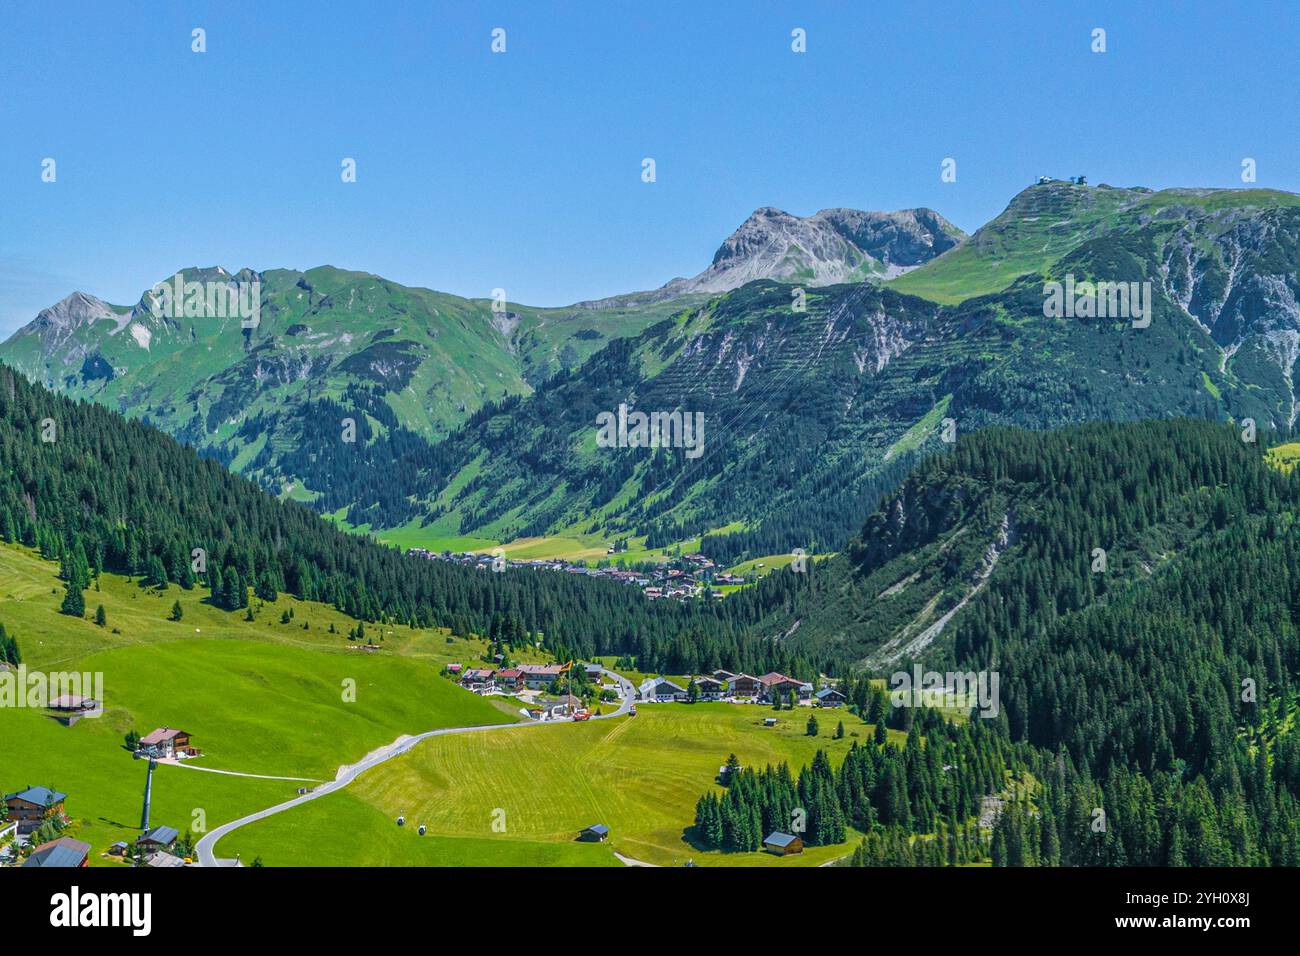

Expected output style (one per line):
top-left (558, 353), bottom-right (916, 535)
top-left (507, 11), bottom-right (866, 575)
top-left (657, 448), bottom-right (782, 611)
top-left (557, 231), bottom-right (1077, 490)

top-left (497, 668), bottom-right (523, 679)
top-left (758, 672), bottom-right (798, 686)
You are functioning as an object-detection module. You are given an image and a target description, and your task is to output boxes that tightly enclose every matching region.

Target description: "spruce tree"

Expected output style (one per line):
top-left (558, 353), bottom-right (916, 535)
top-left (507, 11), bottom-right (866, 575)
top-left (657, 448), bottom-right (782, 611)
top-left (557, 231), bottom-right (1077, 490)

top-left (60, 580), bottom-right (84, 617)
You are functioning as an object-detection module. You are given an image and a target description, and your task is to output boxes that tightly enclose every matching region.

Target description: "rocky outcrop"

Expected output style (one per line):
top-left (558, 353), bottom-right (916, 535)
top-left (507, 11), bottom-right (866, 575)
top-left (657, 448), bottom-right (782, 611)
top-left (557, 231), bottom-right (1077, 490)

top-left (579, 205), bottom-right (965, 308)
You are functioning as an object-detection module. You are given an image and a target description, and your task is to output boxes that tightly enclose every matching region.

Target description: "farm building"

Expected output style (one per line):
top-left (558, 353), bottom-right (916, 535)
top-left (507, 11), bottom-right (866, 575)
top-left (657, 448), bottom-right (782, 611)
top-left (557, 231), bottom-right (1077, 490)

top-left (139, 727), bottom-right (198, 758)
top-left (460, 668), bottom-right (496, 691)
top-left (518, 664), bottom-right (564, 689)
top-left (3, 785), bottom-right (67, 835)
top-left (48, 694), bottom-right (99, 726)
top-left (494, 668), bottom-right (524, 693)
top-left (758, 673), bottom-right (811, 701)
top-left (727, 674), bottom-right (763, 698)
top-left (763, 832), bottom-right (804, 855)
top-left (815, 687), bottom-right (848, 707)
top-left (638, 676), bottom-right (686, 702)
top-left (22, 836), bottom-right (90, 868)
top-left (137, 825), bottom-right (179, 854)
top-left (537, 699), bottom-right (574, 719)
top-left (691, 677), bottom-right (724, 701)
top-left (579, 823), bottom-right (610, 842)
top-left (48, 694), bottom-right (97, 713)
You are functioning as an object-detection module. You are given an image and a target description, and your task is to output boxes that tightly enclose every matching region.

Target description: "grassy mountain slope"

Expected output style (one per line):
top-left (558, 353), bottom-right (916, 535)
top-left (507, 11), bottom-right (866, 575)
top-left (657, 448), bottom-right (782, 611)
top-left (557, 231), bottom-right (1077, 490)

top-left (889, 181), bottom-right (1300, 304)
top-left (0, 540), bottom-right (518, 863)
top-left (0, 265), bottom-right (692, 486)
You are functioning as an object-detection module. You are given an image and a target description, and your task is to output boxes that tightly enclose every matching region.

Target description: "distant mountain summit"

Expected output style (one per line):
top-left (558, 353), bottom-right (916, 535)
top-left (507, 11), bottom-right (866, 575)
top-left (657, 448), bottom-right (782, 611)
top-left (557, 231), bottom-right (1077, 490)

top-left (15, 291), bottom-right (129, 358)
top-left (585, 205), bottom-right (964, 307)
top-left (680, 205), bottom-right (964, 291)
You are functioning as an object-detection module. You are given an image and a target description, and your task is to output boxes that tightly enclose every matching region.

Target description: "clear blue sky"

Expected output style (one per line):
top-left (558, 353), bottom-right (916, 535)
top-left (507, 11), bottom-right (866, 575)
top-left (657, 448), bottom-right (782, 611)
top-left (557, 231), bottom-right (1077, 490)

top-left (2, 0), bottom-right (1298, 334)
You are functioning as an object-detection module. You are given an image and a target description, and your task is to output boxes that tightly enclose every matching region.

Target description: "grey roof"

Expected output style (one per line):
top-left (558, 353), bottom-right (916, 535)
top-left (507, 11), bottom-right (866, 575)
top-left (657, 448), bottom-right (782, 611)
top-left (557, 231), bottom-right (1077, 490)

top-left (139, 825), bottom-right (179, 846)
top-left (764, 831), bottom-right (800, 848)
top-left (4, 785), bottom-right (66, 807)
top-left (22, 837), bottom-right (90, 868)
top-left (583, 823), bottom-right (610, 835)
top-left (146, 851), bottom-right (186, 868)
top-left (816, 687), bottom-right (846, 698)
top-left (643, 677), bottom-right (685, 692)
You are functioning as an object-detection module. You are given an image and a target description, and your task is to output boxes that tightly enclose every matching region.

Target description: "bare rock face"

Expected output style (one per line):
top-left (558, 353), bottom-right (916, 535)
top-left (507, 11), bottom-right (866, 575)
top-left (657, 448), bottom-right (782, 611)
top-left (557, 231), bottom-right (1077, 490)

top-left (1154, 202), bottom-right (1300, 423)
top-left (578, 206), bottom-right (965, 309)
top-left (667, 206), bottom-right (964, 296)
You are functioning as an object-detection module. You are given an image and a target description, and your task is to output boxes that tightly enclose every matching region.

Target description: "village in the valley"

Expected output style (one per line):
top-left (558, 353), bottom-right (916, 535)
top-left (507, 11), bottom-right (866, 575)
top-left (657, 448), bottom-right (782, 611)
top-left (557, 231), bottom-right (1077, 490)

top-left (450, 659), bottom-right (847, 719)
top-left (406, 547), bottom-right (751, 601)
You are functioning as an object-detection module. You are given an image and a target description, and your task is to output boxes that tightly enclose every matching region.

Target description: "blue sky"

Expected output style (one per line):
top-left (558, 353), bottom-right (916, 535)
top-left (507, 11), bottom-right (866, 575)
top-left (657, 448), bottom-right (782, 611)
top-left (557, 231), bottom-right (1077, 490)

top-left (2, 0), bottom-right (1298, 334)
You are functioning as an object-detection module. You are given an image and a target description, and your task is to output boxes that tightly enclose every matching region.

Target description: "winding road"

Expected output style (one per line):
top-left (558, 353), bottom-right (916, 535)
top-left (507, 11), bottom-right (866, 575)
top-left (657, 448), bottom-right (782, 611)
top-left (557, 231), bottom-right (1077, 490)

top-left (193, 667), bottom-right (636, 866)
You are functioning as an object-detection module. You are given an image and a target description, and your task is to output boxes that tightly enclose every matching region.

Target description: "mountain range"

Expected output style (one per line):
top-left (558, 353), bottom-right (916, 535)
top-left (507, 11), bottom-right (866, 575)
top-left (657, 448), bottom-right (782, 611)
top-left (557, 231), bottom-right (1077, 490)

top-left (7, 180), bottom-right (1300, 562)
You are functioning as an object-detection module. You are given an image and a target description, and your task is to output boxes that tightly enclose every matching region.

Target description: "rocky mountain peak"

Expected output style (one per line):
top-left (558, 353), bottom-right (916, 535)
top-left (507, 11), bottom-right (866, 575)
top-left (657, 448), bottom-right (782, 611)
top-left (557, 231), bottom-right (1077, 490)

top-left (696, 205), bottom-right (963, 293)
top-left (19, 291), bottom-right (125, 342)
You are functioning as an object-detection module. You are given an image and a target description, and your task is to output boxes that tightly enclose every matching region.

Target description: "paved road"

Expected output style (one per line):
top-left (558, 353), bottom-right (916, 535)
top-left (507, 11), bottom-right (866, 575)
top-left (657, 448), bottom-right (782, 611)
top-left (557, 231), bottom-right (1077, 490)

top-left (170, 763), bottom-right (321, 782)
top-left (194, 666), bottom-right (635, 866)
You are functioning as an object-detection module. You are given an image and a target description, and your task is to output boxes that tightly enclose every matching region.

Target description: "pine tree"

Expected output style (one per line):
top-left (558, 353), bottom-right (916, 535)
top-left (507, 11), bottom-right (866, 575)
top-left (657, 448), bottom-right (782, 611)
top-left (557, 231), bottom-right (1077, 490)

top-left (60, 580), bottom-right (84, 618)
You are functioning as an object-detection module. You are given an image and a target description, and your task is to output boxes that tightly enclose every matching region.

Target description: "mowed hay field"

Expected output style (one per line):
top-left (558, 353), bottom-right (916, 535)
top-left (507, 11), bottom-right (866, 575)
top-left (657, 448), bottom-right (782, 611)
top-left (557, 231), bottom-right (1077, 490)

top-left (0, 543), bottom-right (518, 862)
top-left (217, 787), bottom-right (622, 867)
top-left (222, 703), bottom-right (892, 867)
